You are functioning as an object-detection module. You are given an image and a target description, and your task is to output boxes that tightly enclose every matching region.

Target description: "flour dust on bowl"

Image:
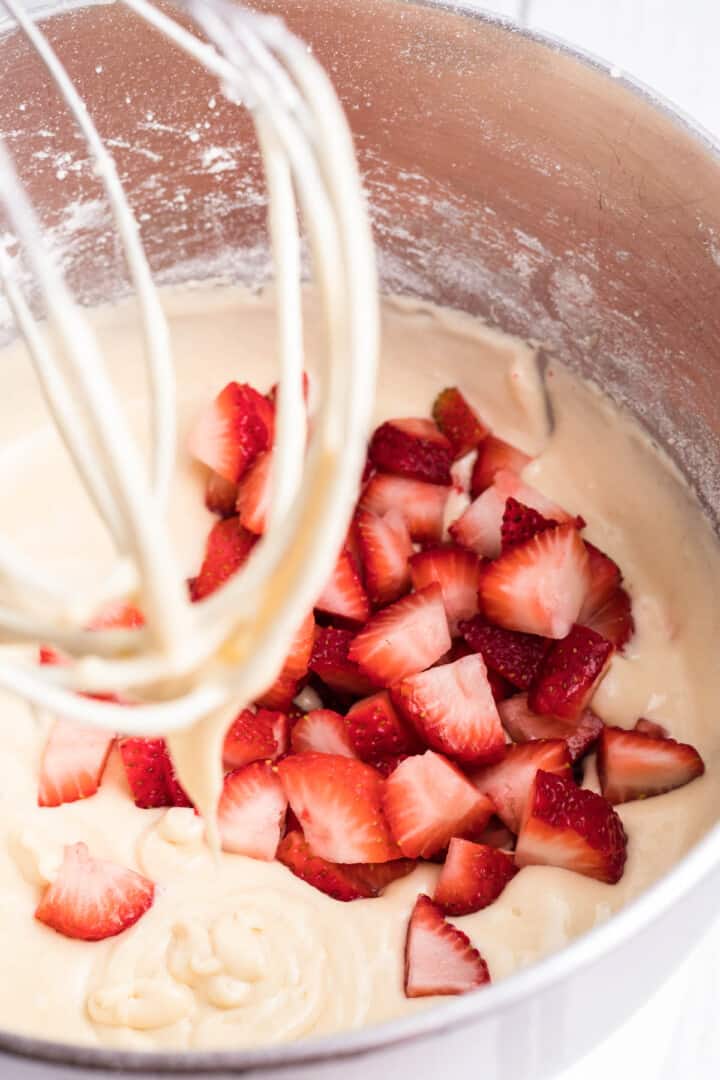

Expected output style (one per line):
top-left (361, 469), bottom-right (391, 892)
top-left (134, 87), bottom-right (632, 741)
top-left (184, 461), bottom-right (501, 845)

top-left (0, 1), bottom-right (720, 1078)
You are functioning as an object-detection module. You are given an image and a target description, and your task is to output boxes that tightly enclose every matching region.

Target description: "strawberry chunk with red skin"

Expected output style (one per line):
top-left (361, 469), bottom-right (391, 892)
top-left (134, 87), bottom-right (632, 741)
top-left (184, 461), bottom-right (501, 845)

top-left (188, 381), bottom-right (274, 484)
top-left (348, 583), bottom-right (451, 688)
top-left (487, 668), bottom-right (513, 703)
top-left (459, 616), bottom-right (551, 691)
top-left (499, 693), bottom-right (603, 763)
top-left (579, 542), bottom-right (622, 620)
top-left (235, 450), bottom-right (272, 535)
top-left (597, 726), bottom-right (705, 806)
top-left (404, 894), bottom-right (491, 998)
top-left (501, 497), bottom-right (557, 552)
top-left (528, 624), bottom-right (614, 721)
top-left (188, 517), bottom-right (256, 601)
top-left (369, 417), bottom-right (453, 485)
top-left (635, 717), bottom-right (669, 738)
top-left (217, 762), bottom-right (287, 860)
top-left (431, 387), bottom-right (488, 459)
top-left (346, 691), bottom-right (421, 761)
top-left (348, 858), bottom-right (417, 894)
top-left (316, 549), bottom-right (371, 626)
top-left (38, 720), bottom-right (114, 808)
top-left (471, 739), bottom-right (572, 833)
top-left (119, 737), bottom-right (173, 808)
top-left (479, 523), bottom-right (590, 639)
top-left (223, 708), bottom-right (288, 768)
top-left (581, 587), bottom-right (634, 651)
top-left (309, 625), bottom-right (376, 697)
top-left (277, 752), bottom-right (400, 864)
top-left (409, 545), bottom-right (482, 635)
top-left (35, 842), bottom-right (154, 941)
top-left (471, 436), bottom-right (531, 497)
top-left (291, 709), bottom-right (356, 757)
top-left (277, 831), bottom-right (375, 901)
top-left (205, 470), bottom-right (239, 518)
top-left (355, 508), bottom-right (413, 607)
top-left (256, 611), bottom-right (316, 711)
top-left (359, 474), bottom-right (450, 544)
top-left (516, 770), bottom-right (627, 884)
top-left (382, 751), bottom-right (494, 858)
top-left (434, 839), bottom-right (517, 916)
top-left (393, 653), bottom-right (505, 766)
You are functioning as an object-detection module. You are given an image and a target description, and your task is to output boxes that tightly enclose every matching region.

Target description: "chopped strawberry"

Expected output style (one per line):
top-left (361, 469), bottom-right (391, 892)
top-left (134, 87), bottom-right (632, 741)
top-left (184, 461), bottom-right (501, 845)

top-left (290, 709), bottom-right (356, 757)
top-left (316, 549), bottom-right (371, 625)
top-left (359, 475), bottom-right (449, 543)
top-left (431, 387), bottom-right (488, 459)
top-left (223, 708), bottom-right (288, 768)
top-left (471, 739), bottom-right (572, 833)
top-left (277, 752), bottom-right (400, 863)
top-left (348, 584), bottom-right (451, 687)
top-left (382, 751), bottom-right (494, 858)
top-left (581, 587), bottom-right (634, 651)
top-left (393, 654), bottom-right (505, 765)
top-left (368, 753), bottom-right (411, 778)
top-left (368, 417), bottom-right (453, 485)
top-left (188, 517), bottom-right (256, 601)
top-left (347, 858), bottom-right (417, 894)
top-left (309, 625), bottom-right (376, 696)
top-left (235, 450), bottom-right (272, 534)
top-left (118, 737), bottom-right (191, 808)
top-left (459, 616), bottom-right (550, 691)
top-left (515, 770), bottom-right (627, 884)
top-left (408, 546), bottom-right (481, 635)
top-left (487, 667), bottom-right (513, 703)
top-left (579, 542), bottom-right (622, 620)
top-left (37, 720), bottom-right (114, 808)
top-left (404, 894), bottom-right (490, 998)
top-left (204, 470), bottom-right (239, 517)
top-left (478, 523), bottom-right (590, 639)
top-left (499, 694), bottom-right (603, 763)
top-left (597, 726), bottom-right (705, 805)
top-left (528, 624), bottom-right (614, 720)
top-left (471, 435), bottom-right (531, 497)
top-left (256, 611), bottom-right (316, 710)
top-left (187, 381), bottom-right (274, 483)
top-left (35, 842), bottom-right (154, 941)
top-left (355, 508), bottom-right (413, 606)
top-left (88, 601), bottom-right (145, 631)
top-left (217, 762), bottom-right (287, 860)
top-left (346, 691), bottom-right (421, 762)
top-left (164, 753), bottom-right (193, 809)
top-left (635, 717), bottom-right (669, 738)
top-left (277, 831), bottom-right (415, 901)
top-left (501, 497), bottom-right (557, 551)
top-left (434, 839), bottom-right (517, 916)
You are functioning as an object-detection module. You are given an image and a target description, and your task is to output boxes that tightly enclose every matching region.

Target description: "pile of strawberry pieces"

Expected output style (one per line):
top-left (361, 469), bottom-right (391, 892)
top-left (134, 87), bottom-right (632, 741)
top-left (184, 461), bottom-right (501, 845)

top-left (33, 379), bottom-right (706, 1002)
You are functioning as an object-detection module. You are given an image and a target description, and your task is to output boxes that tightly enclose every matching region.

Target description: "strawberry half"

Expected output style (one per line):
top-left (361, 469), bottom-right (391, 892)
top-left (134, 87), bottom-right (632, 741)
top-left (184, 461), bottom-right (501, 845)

top-left (528, 624), bottom-right (614, 720)
top-left (38, 720), bottom-right (114, 808)
top-left (431, 387), bottom-right (488, 459)
top-left (408, 546), bottom-right (482, 635)
top-left (309, 626), bottom-right (376, 697)
top-left (119, 737), bottom-right (191, 808)
top-left (404, 894), bottom-right (491, 998)
top-left (434, 839), bottom-right (517, 916)
top-left (290, 709), bottom-right (356, 757)
top-left (188, 380), bottom-right (274, 483)
top-left (471, 435), bottom-right (531, 497)
top-left (205, 470), bottom-right (239, 518)
top-left (355, 508), bottom-right (413, 607)
top-left (277, 831), bottom-right (416, 902)
top-left (471, 738), bottom-right (572, 833)
top-left (459, 616), bottom-right (550, 691)
top-left (217, 761), bottom-right (287, 860)
top-left (501, 497), bottom-right (557, 551)
top-left (498, 694), bottom-right (603, 763)
top-left (277, 752), bottom-right (400, 863)
top-left (597, 726), bottom-right (705, 805)
top-left (478, 523), bottom-right (590, 639)
top-left (393, 653), bottom-right (505, 765)
top-left (368, 417), bottom-right (453, 485)
top-left (359, 474), bottom-right (449, 543)
top-left (257, 611), bottom-right (315, 710)
top-left (348, 583), bottom-right (451, 687)
top-left (35, 842), bottom-right (154, 941)
top-left (582, 587), bottom-right (634, 651)
top-left (382, 751), bottom-right (494, 858)
top-left (316, 549), bottom-right (371, 625)
top-left (223, 708), bottom-right (288, 768)
top-left (188, 517), bottom-right (256, 601)
top-left (235, 449), bottom-right (272, 535)
top-left (346, 691), bottom-right (421, 762)
top-left (516, 770), bottom-right (627, 884)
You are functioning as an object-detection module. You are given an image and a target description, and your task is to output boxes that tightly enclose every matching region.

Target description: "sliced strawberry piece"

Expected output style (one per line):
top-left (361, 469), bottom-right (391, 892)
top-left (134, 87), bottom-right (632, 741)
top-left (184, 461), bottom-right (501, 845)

top-left (88, 601), bottom-right (145, 631)
top-left (368, 417), bottom-right (453, 485)
top-left (471, 739), bottom-right (572, 833)
top-left (256, 611), bottom-right (316, 711)
top-left (368, 752), bottom-right (411, 778)
top-left (217, 762), bottom-right (287, 860)
top-left (37, 720), bottom-right (114, 808)
top-left (597, 726), bottom-right (705, 805)
top-left (478, 523), bottom-right (589, 639)
top-left (346, 691), bottom-right (421, 761)
top-left (528, 624), bottom-right (613, 720)
top-left (290, 709), bottom-right (356, 757)
top-left (35, 842), bottom-right (154, 941)
top-left (359, 475), bottom-right (449, 544)
top-left (582, 587), bottom-right (634, 651)
top-left (276, 830), bottom-right (375, 901)
top-left (434, 839), bottom-right (517, 916)
top-left (501, 497), bottom-right (557, 551)
top-left (471, 435), bottom-right (531, 497)
top-left (459, 616), bottom-right (550, 691)
top-left (188, 516), bottom-right (256, 601)
top-left (309, 625), bottom-right (376, 697)
top-left (316, 549), bottom-right (371, 625)
top-left (347, 858), bottom-right (417, 894)
top-left (223, 707), bottom-right (288, 768)
top-left (163, 753), bottom-right (193, 809)
top-left (348, 584), bottom-right (451, 687)
top-left (431, 387), bottom-right (488, 459)
top-left (393, 654), bottom-right (505, 765)
top-left (235, 449), bottom-right (272, 535)
top-left (382, 751), bottom-right (494, 858)
top-left (119, 737), bottom-right (172, 808)
top-left (187, 381), bottom-right (274, 483)
top-left (635, 717), bottom-right (669, 738)
top-left (516, 770), bottom-right (627, 884)
top-left (404, 893), bottom-right (490, 998)
top-left (355, 508), bottom-right (413, 607)
top-left (204, 470), bottom-right (239, 518)
top-left (579, 542), bottom-right (622, 620)
top-left (408, 546), bottom-right (481, 635)
top-left (499, 693), bottom-right (603, 763)
top-left (277, 752), bottom-right (400, 863)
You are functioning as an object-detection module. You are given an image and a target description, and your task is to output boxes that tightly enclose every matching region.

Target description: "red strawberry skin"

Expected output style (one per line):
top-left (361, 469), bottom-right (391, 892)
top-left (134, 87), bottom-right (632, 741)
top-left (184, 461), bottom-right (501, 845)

top-left (277, 831), bottom-right (415, 901)
top-left (188, 517), bottom-right (256, 601)
top-left (471, 436), bottom-right (531, 497)
top-left (434, 839), bottom-right (517, 916)
top-left (516, 770), bottom-right (627, 884)
top-left (498, 693), bottom-right (603, 763)
top-left (528, 624), bottom-right (613, 720)
top-left (223, 708), bottom-right (288, 768)
top-left (290, 709), bottom-right (356, 757)
top-left (408, 545), bottom-right (482, 635)
top-left (188, 381), bottom-right (274, 483)
top-left (359, 475), bottom-right (449, 544)
top-left (309, 626), bottom-right (376, 697)
top-left (501, 497), bottom-right (557, 551)
top-left (459, 616), bottom-right (550, 691)
top-left (582, 587), bottom-right (634, 651)
top-left (431, 387), bottom-right (488, 459)
top-left (471, 738), bottom-right (572, 833)
top-left (38, 720), bottom-right (114, 808)
top-left (369, 417), bottom-right (453, 485)
top-left (348, 583), bottom-right (451, 687)
top-left (119, 737), bottom-right (191, 809)
top-left (346, 691), bottom-right (421, 761)
top-left (404, 894), bottom-right (491, 998)
top-left (597, 726), bottom-right (705, 805)
top-left (217, 762), bottom-right (287, 860)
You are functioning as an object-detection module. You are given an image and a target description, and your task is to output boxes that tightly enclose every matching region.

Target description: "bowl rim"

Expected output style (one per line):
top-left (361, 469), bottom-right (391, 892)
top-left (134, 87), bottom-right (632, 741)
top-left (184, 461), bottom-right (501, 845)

top-left (1, 0), bottom-right (720, 1070)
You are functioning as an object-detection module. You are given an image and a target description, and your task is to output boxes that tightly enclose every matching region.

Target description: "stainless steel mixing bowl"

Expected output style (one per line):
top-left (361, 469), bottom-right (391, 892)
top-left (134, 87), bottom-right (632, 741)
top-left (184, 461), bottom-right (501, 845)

top-left (1, 1), bottom-right (719, 1076)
